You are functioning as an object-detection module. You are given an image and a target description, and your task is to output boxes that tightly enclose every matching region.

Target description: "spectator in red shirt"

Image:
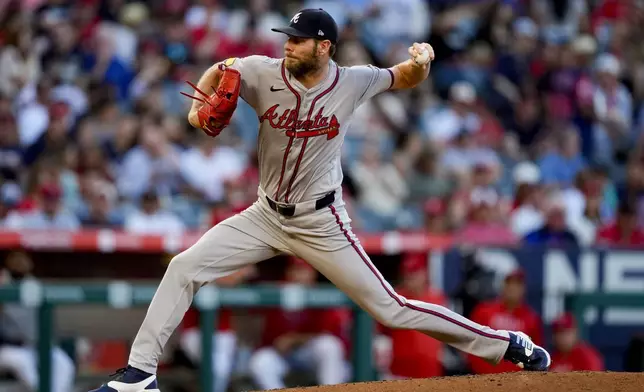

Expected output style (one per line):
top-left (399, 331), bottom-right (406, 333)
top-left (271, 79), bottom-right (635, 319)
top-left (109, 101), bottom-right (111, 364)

top-left (178, 265), bottom-right (256, 392)
top-left (550, 313), bottom-right (604, 372)
top-left (248, 257), bottom-right (351, 390)
top-left (467, 268), bottom-right (543, 374)
top-left (596, 201), bottom-right (644, 246)
top-left (377, 253), bottom-right (446, 379)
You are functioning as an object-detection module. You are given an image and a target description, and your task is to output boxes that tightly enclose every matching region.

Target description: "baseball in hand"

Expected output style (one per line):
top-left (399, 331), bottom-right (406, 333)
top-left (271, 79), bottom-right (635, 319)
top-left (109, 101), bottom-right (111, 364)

top-left (409, 42), bottom-right (434, 66)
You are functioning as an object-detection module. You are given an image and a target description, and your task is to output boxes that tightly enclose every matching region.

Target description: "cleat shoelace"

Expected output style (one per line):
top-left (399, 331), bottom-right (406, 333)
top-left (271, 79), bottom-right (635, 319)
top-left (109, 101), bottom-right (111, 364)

top-left (108, 368), bottom-right (128, 380)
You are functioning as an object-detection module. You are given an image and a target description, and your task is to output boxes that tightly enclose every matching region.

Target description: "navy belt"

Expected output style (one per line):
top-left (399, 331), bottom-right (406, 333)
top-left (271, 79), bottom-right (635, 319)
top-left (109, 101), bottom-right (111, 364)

top-left (266, 191), bottom-right (335, 217)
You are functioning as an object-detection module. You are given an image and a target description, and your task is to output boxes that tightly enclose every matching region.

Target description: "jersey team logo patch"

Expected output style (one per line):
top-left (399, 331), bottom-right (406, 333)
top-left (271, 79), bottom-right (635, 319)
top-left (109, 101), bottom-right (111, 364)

top-left (259, 104), bottom-right (340, 140)
top-left (223, 57), bottom-right (236, 67)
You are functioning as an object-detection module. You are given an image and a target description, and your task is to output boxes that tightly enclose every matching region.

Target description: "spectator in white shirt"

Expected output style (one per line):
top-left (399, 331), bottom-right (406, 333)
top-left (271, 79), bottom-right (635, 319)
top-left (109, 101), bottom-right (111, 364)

top-left (423, 81), bottom-right (482, 145)
top-left (441, 129), bottom-right (500, 178)
top-left (179, 132), bottom-right (247, 203)
top-left (4, 183), bottom-right (80, 231)
top-left (116, 122), bottom-right (183, 201)
top-left (14, 79), bottom-right (52, 147)
top-left (0, 29), bottom-right (42, 99)
top-left (350, 140), bottom-right (408, 232)
top-left (592, 54), bottom-right (633, 165)
top-left (124, 190), bottom-right (185, 235)
top-left (510, 162), bottom-right (546, 236)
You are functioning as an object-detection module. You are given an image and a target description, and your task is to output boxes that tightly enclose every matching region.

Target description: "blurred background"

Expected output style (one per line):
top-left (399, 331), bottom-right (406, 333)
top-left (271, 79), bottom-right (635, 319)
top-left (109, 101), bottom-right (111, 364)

top-left (0, 0), bottom-right (644, 391)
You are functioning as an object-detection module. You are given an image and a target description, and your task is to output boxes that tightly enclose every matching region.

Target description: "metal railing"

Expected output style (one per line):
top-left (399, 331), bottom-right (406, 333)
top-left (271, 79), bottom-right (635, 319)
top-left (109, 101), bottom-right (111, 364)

top-left (565, 292), bottom-right (644, 340)
top-left (0, 280), bottom-right (375, 392)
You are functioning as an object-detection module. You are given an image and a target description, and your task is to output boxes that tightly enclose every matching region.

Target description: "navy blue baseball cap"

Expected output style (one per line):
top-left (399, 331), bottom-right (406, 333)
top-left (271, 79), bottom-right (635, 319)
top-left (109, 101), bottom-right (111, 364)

top-left (272, 8), bottom-right (339, 44)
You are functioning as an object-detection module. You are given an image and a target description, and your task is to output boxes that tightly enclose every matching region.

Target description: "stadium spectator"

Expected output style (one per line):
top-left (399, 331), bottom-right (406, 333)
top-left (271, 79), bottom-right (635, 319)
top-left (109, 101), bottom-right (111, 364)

top-left (596, 201), bottom-right (644, 245)
top-left (123, 190), bottom-right (185, 235)
top-left (537, 127), bottom-right (586, 188)
top-left (407, 146), bottom-right (455, 203)
top-left (0, 183), bottom-right (21, 225)
top-left (358, 0), bottom-right (431, 63)
top-left (179, 131), bottom-right (247, 204)
top-left (115, 122), bottom-right (182, 201)
top-left (591, 53), bottom-right (633, 166)
top-left (422, 198), bottom-right (449, 234)
top-left (79, 178), bottom-right (123, 228)
top-left (509, 161), bottom-right (545, 236)
top-left (4, 182), bottom-right (80, 230)
top-left (493, 17), bottom-right (539, 107)
top-left (350, 139), bottom-right (409, 232)
top-left (0, 26), bottom-right (42, 100)
top-left (424, 81), bottom-right (482, 146)
top-left (248, 257), bottom-right (351, 390)
top-left (549, 312), bottom-right (604, 372)
top-left (523, 193), bottom-right (580, 246)
top-left (457, 186), bottom-right (517, 245)
top-left (556, 170), bottom-right (599, 245)
top-left (0, 103), bottom-right (24, 184)
top-left (467, 268), bottom-right (543, 374)
top-left (0, 251), bottom-right (75, 392)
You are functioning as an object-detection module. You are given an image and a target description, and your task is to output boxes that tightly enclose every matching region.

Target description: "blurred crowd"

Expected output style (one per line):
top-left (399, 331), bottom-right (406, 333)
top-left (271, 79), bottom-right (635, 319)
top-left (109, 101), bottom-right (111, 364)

top-left (0, 0), bottom-right (644, 248)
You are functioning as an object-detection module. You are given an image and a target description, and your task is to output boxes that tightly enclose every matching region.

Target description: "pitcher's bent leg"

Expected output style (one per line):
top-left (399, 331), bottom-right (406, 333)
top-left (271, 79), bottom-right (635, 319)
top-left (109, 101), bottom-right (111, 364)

top-left (291, 205), bottom-right (510, 365)
top-left (128, 217), bottom-right (281, 373)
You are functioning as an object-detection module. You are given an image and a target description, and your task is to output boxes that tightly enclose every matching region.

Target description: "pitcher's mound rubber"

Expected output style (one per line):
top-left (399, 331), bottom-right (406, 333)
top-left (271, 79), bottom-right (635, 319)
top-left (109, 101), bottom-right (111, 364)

top-left (261, 371), bottom-right (643, 392)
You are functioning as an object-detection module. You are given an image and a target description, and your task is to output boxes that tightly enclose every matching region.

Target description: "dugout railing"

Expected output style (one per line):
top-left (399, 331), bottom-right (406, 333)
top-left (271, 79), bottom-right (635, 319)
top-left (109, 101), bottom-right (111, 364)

top-left (0, 281), bottom-right (374, 392)
top-left (565, 293), bottom-right (644, 340)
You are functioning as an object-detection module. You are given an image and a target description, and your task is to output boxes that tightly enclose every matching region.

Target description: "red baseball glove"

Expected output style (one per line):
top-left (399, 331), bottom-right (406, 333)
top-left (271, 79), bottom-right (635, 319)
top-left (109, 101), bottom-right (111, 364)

top-left (182, 65), bottom-right (241, 137)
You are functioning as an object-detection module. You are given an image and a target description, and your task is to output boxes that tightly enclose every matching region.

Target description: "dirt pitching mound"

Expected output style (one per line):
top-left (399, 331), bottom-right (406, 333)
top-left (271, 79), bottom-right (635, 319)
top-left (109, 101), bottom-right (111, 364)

top-left (271, 371), bottom-right (643, 392)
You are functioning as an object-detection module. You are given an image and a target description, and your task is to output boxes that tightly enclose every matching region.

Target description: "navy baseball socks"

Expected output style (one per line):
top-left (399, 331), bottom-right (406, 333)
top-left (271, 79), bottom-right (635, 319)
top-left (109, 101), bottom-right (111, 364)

top-left (504, 331), bottom-right (552, 371)
top-left (89, 366), bottom-right (159, 392)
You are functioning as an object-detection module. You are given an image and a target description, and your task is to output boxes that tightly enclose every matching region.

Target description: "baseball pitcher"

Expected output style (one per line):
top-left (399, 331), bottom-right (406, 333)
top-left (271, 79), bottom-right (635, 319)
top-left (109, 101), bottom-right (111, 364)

top-left (90, 8), bottom-right (550, 392)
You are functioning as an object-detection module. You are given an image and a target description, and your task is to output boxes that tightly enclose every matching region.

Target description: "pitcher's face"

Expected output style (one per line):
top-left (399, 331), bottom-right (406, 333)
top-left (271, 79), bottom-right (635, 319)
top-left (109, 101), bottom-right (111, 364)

top-left (283, 37), bottom-right (322, 78)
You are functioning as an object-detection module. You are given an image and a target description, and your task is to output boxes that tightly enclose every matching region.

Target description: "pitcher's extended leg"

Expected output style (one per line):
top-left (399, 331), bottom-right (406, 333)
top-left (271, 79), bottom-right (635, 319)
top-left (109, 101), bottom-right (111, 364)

top-left (287, 204), bottom-right (549, 370)
top-left (128, 208), bottom-right (285, 374)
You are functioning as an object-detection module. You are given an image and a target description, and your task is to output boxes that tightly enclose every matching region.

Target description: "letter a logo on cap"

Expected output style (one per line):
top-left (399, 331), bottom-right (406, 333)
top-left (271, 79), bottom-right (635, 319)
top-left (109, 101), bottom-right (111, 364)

top-left (291, 12), bottom-right (301, 24)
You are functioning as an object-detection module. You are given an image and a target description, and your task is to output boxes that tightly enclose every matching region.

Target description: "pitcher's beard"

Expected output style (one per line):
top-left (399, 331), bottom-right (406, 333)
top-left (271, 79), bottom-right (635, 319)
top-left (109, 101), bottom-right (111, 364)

top-left (285, 48), bottom-right (322, 78)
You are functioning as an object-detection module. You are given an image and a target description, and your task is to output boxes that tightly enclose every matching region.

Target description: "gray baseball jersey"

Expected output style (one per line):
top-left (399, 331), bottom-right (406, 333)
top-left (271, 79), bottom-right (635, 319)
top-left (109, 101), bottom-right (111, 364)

top-left (227, 55), bottom-right (393, 203)
top-left (127, 55), bottom-right (515, 382)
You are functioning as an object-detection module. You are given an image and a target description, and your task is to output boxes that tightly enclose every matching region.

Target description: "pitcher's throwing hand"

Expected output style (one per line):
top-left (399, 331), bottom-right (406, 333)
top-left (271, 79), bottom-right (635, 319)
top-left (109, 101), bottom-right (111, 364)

top-left (409, 42), bottom-right (435, 67)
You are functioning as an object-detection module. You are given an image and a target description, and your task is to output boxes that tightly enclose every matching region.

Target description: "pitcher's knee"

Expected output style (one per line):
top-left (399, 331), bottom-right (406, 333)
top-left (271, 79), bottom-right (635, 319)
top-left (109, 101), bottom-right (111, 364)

top-left (166, 252), bottom-right (198, 283)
